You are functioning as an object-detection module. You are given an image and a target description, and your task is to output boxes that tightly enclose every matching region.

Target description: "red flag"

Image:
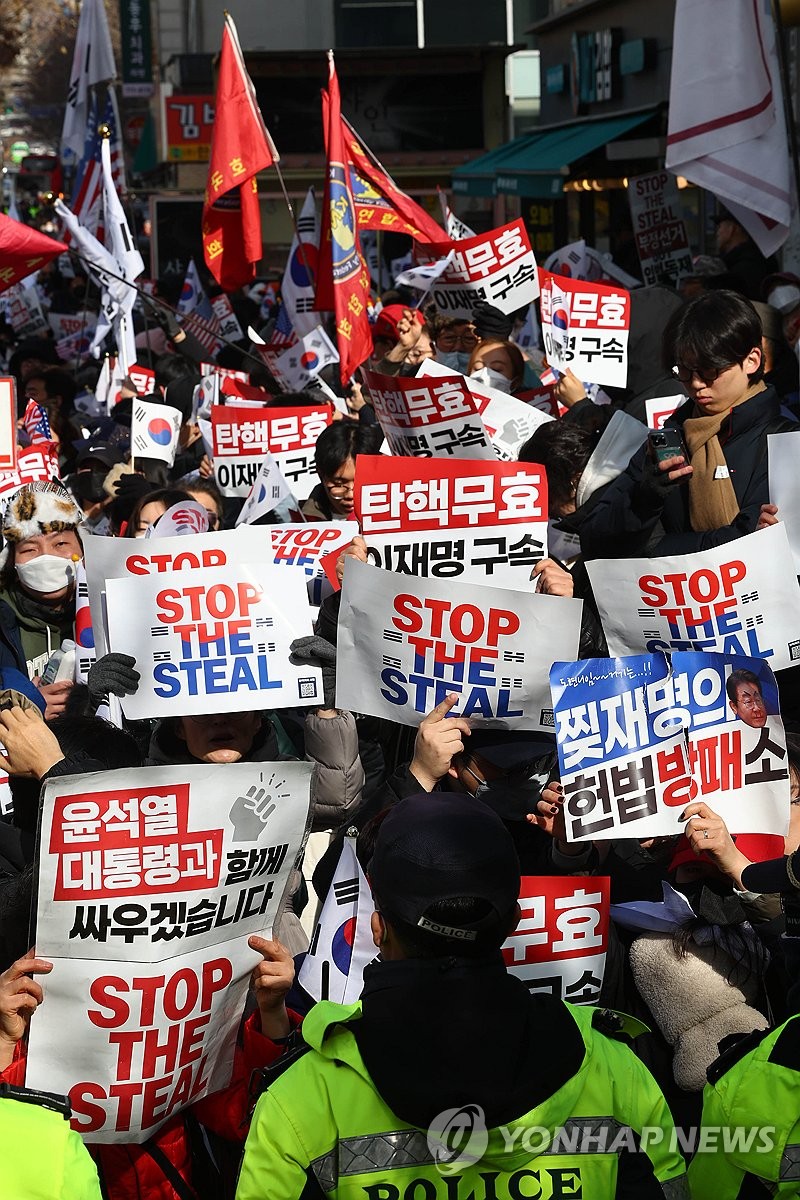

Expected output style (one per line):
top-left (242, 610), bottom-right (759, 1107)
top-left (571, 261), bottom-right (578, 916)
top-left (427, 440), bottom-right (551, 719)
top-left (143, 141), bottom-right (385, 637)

top-left (316, 53), bottom-right (372, 383)
top-left (0, 216), bottom-right (67, 296)
top-left (202, 15), bottom-right (278, 291)
top-left (342, 117), bottom-right (444, 243)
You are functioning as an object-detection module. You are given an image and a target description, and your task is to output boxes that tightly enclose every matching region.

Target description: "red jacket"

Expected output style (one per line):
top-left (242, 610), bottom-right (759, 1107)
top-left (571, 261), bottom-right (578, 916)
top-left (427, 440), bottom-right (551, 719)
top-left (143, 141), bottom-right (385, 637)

top-left (2, 1009), bottom-right (301, 1200)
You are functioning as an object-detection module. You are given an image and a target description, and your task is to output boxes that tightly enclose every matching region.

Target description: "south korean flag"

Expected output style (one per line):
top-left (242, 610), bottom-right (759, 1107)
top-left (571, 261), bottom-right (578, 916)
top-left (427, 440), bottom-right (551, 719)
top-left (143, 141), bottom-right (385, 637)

top-left (130, 400), bottom-right (183, 466)
top-left (298, 834), bottom-right (376, 1004)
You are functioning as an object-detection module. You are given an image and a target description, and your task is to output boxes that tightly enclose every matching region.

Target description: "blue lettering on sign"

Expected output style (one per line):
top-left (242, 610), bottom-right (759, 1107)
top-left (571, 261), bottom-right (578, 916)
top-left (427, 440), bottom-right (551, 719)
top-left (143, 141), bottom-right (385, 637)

top-left (153, 655), bottom-right (282, 698)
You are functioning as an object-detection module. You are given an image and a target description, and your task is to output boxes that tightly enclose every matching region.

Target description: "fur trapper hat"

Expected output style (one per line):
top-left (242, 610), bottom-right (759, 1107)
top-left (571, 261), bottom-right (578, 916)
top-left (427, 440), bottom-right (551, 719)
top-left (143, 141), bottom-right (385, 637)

top-left (0, 482), bottom-right (83, 568)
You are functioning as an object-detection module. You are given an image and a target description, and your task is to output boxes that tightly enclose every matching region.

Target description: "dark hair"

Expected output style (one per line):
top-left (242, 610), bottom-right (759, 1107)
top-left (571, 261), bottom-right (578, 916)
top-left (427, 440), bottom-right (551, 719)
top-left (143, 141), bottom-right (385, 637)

top-left (47, 715), bottom-right (143, 769)
top-left (466, 339), bottom-right (525, 390)
top-left (518, 420), bottom-right (604, 515)
top-left (314, 420), bottom-right (383, 479)
top-left (153, 353), bottom-right (199, 392)
top-left (378, 895), bottom-right (517, 959)
top-left (24, 367), bottom-right (78, 413)
top-left (183, 477), bottom-right (224, 520)
top-left (726, 668), bottom-right (763, 705)
top-left (124, 487), bottom-right (193, 538)
top-left (662, 290), bottom-right (764, 382)
top-left (268, 390), bottom-right (332, 408)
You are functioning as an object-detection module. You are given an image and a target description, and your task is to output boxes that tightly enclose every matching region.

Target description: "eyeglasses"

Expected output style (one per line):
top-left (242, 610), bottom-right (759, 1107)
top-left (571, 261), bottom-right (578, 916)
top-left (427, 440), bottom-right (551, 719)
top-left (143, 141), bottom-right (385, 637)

top-left (672, 362), bottom-right (737, 385)
top-left (737, 694), bottom-right (765, 711)
top-left (325, 478), bottom-right (355, 495)
top-left (436, 330), bottom-right (478, 350)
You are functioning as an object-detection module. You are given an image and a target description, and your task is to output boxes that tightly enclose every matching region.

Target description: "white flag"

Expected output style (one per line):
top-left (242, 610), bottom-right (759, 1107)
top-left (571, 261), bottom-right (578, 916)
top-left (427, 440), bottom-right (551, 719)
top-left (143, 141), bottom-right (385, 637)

top-left (445, 207), bottom-right (476, 241)
top-left (274, 325), bottom-right (339, 391)
top-left (298, 836), bottom-right (375, 1005)
top-left (395, 251), bottom-right (455, 293)
top-left (665, 0), bottom-right (792, 256)
top-left (101, 136), bottom-right (143, 283)
top-left (130, 400), bottom-right (182, 466)
top-left (61, 0), bottom-right (116, 161)
top-left (236, 455), bottom-right (304, 526)
top-left (54, 197), bottom-right (138, 371)
top-left (280, 188), bottom-right (321, 339)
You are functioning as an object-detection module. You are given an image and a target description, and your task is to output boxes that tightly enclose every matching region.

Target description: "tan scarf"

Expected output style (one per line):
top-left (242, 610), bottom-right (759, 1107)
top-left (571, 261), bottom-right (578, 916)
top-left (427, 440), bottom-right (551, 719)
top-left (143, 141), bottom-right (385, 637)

top-left (683, 380), bottom-right (766, 532)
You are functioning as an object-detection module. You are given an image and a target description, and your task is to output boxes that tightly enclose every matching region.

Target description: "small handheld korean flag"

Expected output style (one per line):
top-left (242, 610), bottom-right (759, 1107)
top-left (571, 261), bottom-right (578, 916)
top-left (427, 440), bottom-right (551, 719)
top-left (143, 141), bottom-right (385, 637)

top-left (236, 453), bottom-right (305, 526)
top-left (130, 400), bottom-right (183, 466)
top-left (298, 834), bottom-right (375, 1004)
top-left (73, 560), bottom-right (95, 684)
top-left (274, 324), bottom-right (339, 390)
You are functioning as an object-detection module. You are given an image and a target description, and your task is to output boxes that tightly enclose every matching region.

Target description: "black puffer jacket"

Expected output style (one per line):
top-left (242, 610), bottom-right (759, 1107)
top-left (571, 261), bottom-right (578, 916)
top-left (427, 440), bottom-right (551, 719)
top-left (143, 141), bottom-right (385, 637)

top-left (579, 384), bottom-right (796, 559)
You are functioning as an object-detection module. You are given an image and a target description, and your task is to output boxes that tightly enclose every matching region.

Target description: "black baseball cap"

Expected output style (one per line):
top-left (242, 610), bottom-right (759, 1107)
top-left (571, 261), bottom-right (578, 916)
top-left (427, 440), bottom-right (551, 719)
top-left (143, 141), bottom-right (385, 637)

top-left (369, 792), bottom-right (520, 941)
top-left (741, 851), bottom-right (800, 895)
top-left (75, 441), bottom-right (123, 470)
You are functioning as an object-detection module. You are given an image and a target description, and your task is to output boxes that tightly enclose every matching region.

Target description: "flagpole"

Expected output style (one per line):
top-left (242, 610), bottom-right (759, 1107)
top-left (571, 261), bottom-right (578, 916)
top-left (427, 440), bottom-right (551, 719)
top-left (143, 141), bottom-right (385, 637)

top-left (272, 159), bottom-right (317, 289)
top-left (66, 249), bottom-right (282, 379)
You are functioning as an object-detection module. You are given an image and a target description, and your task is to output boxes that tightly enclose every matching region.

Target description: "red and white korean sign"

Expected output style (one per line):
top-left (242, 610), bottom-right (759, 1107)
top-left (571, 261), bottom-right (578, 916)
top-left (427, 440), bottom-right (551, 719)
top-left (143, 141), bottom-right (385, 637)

top-left (419, 219), bottom-right (539, 319)
top-left (502, 876), bottom-right (610, 1004)
top-left (0, 378), bottom-right (17, 472)
top-left (628, 171), bottom-right (692, 288)
top-left (0, 442), bottom-right (59, 498)
top-left (645, 394), bottom-right (685, 430)
top-left (210, 405), bottom-right (331, 499)
top-left (363, 369), bottom-right (493, 461)
top-left (27, 762), bottom-right (313, 1143)
top-left (270, 522), bottom-right (359, 605)
top-left (354, 455), bottom-right (548, 589)
top-left (539, 269), bottom-right (630, 388)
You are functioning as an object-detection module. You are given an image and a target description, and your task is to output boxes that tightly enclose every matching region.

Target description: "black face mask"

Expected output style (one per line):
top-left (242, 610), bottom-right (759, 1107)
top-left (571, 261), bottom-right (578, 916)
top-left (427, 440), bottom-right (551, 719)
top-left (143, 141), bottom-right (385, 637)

top-left (69, 470), bottom-right (108, 503)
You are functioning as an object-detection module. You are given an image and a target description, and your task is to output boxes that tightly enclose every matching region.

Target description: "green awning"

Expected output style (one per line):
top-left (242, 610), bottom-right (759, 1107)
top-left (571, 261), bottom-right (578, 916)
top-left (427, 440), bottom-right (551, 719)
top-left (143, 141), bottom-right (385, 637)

top-left (452, 110), bottom-right (657, 199)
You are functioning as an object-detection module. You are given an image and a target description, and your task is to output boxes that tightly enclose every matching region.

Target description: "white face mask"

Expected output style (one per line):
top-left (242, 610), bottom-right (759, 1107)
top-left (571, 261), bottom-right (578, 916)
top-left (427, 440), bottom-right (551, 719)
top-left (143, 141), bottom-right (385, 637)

top-left (470, 366), bottom-right (513, 393)
top-left (16, 553), bottom-right (77, 595)
top-left (436, 350), bottom-right (471, 374)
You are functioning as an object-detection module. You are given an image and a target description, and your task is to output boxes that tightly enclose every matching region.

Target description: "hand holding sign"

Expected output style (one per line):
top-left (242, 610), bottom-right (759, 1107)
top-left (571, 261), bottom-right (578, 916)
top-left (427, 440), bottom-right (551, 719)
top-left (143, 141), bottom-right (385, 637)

top-left (409, 694), bottom-right (472, 792)
top-left (681, 801), bottom-right (750, 885)
top-left (248, 936), bottom-right (294, 1040)
top-left (0, 950), bottom-right (52, 1068)
top-left (229, 785), bottom-right (276, 840)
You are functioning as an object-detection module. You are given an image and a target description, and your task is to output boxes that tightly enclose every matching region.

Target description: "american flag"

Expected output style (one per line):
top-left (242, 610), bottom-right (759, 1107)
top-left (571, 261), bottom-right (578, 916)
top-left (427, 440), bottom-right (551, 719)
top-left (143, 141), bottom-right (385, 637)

top-left (267, 301), bottom-right (297, 350)
top-left (21, 399), bottom-right (52, 445)
top-left (71, 89), bottom-right (124, 238)
top-left (177, 258), bottom-right (223, 357)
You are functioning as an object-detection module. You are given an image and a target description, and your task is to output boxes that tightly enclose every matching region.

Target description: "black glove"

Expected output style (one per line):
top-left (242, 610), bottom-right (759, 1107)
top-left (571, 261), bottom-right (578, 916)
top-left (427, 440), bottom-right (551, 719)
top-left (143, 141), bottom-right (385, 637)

top-left (113, 472), bottom-right (153, 517)
top-left (636, 455), bottom-right (687, 510)
top-left (144, 296), bottom-right (182, 340)
top-left (289, 635), bottom-right (337, 709)
top-left (87, 653), bottom-right (141, 702)
top-left (471, 300), bottom-right (513, 341)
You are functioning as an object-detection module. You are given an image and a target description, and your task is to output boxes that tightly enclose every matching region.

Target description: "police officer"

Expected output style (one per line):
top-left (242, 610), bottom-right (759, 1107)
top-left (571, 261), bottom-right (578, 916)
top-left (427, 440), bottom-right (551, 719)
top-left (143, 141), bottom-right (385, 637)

top-left (237, 792), bottom-right (687, 1200)
top-left (689, 851), bottom-right (800, 1199)
top-left (0, 1083), bottom-right (102, 1199)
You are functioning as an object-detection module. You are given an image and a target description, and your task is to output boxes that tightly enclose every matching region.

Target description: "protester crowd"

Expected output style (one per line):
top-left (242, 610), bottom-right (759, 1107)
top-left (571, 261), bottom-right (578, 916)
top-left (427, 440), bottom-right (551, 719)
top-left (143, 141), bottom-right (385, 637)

top-left (2, 197), bottom-right (800, 1200)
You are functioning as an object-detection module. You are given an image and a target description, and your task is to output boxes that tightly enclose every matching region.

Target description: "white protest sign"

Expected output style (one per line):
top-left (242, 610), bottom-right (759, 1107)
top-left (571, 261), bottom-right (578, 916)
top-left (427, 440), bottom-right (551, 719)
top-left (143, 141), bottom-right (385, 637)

top-left (270, 522), bottom-right (359, 605)
top-left (210, 405), bottom-right (331, 500)
top-left (82, 526), bottom-right (271, 658)
top-left (416, 219), bottom-right (539, 318)
top-left (210, 292), bottom-right (244, 342)
top-left (586, 524), bottom-right (800, 671)
top-left (628, 171), bottom-right (693, 288)
top-left (551, 652), bottom-right (790, 843)
top-left (27, 761), bottom-right (313, 1143)
top-left (418, 358), bottom-right (553, 460)
top-left (105, 563), bottom-right (322, 719)
top-left (502, 876), bottom-right (609, 1005)
top-left (4, 284), bottom-right (49, 338)
top-left (645, 394), bottom-right (685, 430)
top-left (363, 368), bottom-right (494, 460)
top-left (0, 378), bottom-right (18, 472)
top-left (539, 269), bottom-right (630, 388)
top-left (336, 558), bottom-right (582, 730)
top-left (769, 430), bottom-right (800, 573)
top-left (354, 455), bottom-right (548, 587)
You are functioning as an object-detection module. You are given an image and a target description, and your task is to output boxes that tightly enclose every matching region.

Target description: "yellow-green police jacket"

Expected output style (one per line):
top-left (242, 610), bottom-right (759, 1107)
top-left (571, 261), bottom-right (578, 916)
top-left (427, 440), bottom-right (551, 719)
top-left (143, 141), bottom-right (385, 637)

top-left (0, 1086), bottom-right (102, 1200)
top-left (689, 1015), bottom-right (800, 1200)
top-left (236, 1000), bottom-right (688, 1200)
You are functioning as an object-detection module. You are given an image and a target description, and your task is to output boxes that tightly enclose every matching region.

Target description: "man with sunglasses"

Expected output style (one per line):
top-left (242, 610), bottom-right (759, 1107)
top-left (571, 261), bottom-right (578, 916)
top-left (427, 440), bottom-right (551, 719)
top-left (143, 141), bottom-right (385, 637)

top-left (580, 290), bottom-right (795, 559)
